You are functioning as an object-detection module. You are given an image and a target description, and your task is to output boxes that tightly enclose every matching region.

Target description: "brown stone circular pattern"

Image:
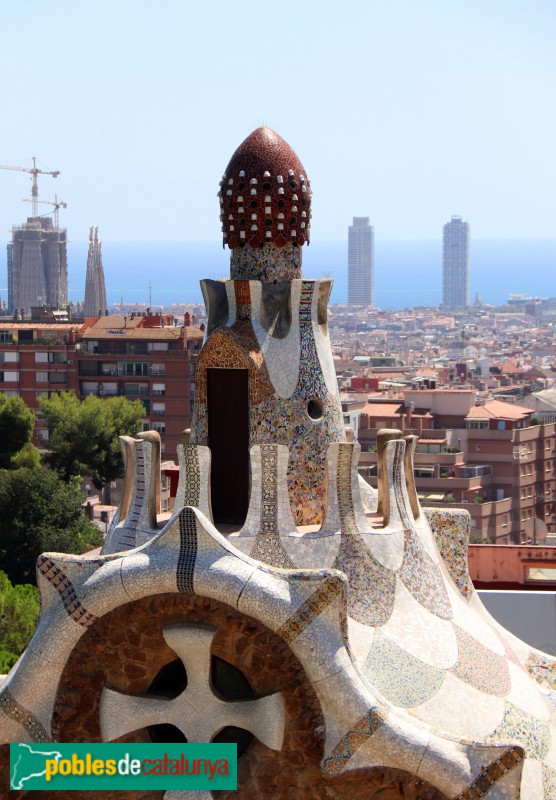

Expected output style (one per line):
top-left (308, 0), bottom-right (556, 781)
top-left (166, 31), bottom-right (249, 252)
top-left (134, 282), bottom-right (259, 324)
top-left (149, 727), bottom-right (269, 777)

top-left (0, 593), bottom-right (446, 799)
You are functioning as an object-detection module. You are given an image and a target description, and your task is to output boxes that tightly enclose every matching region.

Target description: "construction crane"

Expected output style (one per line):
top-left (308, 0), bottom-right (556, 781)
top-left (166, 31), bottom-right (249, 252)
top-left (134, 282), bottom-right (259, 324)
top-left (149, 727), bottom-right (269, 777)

top-left (0, 156), bottom-right (60, 217)
top-left (23, 194), bottom-right (67, 227)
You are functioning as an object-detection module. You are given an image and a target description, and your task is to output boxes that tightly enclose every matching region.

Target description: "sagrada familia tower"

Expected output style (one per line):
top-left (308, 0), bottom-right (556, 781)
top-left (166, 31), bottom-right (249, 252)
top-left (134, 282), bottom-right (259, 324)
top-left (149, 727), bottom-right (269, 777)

top-left (1, 128), bottom-right (555, 800)
top-left (83, 225), bottom-right (108, 317)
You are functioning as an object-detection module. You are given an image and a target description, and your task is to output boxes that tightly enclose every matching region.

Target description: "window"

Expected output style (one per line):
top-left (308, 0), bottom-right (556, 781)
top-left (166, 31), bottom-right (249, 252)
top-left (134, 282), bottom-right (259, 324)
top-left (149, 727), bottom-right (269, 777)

top-left (0, 371), bottom-right (19, 382)
top-left (0, 332), bottom-right (13, 343)
top-left (3, 390), bottom-right (19, 397)
top-left (153, 403), bottom-right (165, 416)
top-left (153, 422), bottom-right (165, 434)
top-left (0, 351), bottom-right (18, 363)
top-left (148, 342), bottom-right (168, 351)
top-left (101, 363), bottom-right (118, 376)
top-left (152, 383), bottom-right (166, 395)
top-left (99, 382), bottom-right (117, 396)
top-left (124, 383), bottom-right (149, 397)
top-left (37, 429), bottom-right (49, 442)
top-left (152, 364), bottom-right (165, 376)
top-left (35, 352), bottom-right (48, 363)
top-left (142, 421), bottom-right (150, 432)
top-left (49, 371), bottom-right (68, 384)
top-left (117, 361), bottom-right (148, 376)
top-left (467, 420), bottom-right (488, 430)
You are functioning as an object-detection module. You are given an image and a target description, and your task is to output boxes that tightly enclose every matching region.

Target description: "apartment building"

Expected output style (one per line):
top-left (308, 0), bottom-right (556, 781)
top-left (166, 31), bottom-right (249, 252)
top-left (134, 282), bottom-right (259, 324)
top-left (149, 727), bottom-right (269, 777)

top-left (354, 390), bottom-right (555, 544)
top-left (0, 319), bottom-right (81, 442)
top-left (78, 314), bottom-right (203, 458)
top-left (0, 313), bottom-right (204, 459)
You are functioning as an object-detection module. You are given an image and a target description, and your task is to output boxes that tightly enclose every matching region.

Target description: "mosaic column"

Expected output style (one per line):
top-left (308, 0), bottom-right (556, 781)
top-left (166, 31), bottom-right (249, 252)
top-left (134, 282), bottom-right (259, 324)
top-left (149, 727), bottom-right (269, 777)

top-left (174, 443), bottom-right (213, 523)
top-left (229, 444), bottom-right (296, 568)
top-left (101, 434), bottom-right (159, 554)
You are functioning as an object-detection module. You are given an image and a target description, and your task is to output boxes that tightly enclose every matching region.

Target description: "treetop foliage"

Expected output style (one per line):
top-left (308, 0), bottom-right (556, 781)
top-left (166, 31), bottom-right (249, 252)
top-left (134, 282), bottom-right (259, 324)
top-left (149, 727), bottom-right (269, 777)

top-left (0, 468), bottom-right (102, 585)
top-left (0, 571), bottom-right (39, 672)
top-left (0, 394), bottom-right (35, 469)
top-left (39, 392), bottom-right (145, 489)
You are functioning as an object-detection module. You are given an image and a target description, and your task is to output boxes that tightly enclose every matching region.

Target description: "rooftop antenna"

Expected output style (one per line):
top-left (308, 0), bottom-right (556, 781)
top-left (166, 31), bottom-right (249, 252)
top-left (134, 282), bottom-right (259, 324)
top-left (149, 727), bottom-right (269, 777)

top-left (0, 156), bottom-right (60, 216)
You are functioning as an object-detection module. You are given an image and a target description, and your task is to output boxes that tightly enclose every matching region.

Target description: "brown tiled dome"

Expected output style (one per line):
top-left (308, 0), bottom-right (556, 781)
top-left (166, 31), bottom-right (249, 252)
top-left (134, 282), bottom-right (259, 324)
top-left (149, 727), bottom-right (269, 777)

top-left (219, 127), bottom-right (312, 249)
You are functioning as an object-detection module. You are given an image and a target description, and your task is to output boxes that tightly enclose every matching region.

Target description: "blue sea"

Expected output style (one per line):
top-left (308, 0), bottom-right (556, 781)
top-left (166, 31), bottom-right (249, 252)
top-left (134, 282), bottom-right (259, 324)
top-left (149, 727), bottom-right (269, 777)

top-left (3, 239), bottom-right (556, 310)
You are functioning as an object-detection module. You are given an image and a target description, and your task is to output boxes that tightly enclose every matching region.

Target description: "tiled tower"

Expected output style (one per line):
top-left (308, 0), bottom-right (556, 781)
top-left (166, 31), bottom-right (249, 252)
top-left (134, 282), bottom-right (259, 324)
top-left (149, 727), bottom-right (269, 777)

top-left (83, 225), bottom-right (107, 317)
top-left (190, 127), bottom-right (345, 525)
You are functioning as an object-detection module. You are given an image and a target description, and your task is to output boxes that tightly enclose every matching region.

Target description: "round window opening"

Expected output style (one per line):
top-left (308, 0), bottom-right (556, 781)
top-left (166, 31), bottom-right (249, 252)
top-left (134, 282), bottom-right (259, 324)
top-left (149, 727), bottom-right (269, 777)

top-left (307, 398), bottom-right (324, 421)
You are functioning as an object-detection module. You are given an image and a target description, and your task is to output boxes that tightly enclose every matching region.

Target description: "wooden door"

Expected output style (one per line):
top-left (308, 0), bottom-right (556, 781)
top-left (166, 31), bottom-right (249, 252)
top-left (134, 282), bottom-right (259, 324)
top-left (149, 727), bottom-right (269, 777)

top-left (207, 368), bottom-right (250, 525)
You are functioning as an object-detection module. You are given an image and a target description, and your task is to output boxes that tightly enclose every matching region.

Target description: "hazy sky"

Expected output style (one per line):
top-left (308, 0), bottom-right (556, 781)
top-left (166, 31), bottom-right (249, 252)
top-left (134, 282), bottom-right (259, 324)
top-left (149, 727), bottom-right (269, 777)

top-left (0, 1), bottom-right (555, 242)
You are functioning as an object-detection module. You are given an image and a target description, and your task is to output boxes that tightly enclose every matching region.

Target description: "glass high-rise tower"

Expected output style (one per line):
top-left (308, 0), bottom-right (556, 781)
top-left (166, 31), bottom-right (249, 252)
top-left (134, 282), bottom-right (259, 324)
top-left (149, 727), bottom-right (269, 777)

top-left (442, 215), bottom-right (470, 308)
top-left (348, 217), bottom-right (374, 306)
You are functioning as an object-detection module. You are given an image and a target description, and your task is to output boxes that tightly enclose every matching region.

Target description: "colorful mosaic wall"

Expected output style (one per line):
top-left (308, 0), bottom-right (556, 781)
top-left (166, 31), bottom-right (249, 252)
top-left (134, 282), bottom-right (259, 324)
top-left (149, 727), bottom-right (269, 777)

top-left (231, 242), bottom-right (302, 283)
top-left (191, 278), bottom-right (344, 525)
top-left (426, 507), bottom-right (475, 600)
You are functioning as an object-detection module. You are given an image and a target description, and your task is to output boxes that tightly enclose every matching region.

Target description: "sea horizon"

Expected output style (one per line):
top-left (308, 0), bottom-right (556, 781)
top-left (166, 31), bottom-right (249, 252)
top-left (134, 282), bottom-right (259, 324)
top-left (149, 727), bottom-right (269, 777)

top-left (2, 237), bottom-right (556, 311)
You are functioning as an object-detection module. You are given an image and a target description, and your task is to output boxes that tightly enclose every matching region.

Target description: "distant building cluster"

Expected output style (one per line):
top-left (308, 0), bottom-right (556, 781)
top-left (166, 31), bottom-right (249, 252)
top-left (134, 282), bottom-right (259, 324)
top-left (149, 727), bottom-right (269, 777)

top-left (330, 301), bottom-right (556, 549)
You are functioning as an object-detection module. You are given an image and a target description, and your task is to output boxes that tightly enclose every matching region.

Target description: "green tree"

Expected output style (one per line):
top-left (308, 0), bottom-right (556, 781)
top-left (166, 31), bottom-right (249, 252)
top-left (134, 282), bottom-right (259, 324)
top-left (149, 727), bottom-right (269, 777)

top-left (0, 468), bottom-right (102, 585)
top-left (0, 394), bottom-right (36, 469)
top-left (39, 392), bottom-right (145, 501)
top-left (0, 571), bottom-right (40, 671)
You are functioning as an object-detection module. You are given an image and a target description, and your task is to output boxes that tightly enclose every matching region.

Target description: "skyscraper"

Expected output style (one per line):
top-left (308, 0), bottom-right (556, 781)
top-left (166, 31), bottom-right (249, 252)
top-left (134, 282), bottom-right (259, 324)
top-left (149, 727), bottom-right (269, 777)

top-left (442, 215), bottom-right (470, 308)
top-left (83, 225), bottom-right (107, 317)
top-left (6, 243), bottom-right (13, 314)
top-left (348, 217), bottom-right (374, 305)
top-left (11, 217), bottom-right (68, 315)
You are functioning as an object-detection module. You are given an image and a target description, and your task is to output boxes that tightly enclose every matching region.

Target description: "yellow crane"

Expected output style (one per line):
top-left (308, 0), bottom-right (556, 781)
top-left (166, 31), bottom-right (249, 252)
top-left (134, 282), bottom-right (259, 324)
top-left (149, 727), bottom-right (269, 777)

top-left (0, 156), bottom-right (60, 216)
top-left (23, 194), bottom-right (67, 227)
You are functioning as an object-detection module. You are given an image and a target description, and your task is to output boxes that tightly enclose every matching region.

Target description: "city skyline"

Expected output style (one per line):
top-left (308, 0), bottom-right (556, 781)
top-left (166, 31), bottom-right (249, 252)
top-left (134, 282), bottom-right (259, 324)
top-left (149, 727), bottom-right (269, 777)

top-left (0, 2), bottom-right (554, 243)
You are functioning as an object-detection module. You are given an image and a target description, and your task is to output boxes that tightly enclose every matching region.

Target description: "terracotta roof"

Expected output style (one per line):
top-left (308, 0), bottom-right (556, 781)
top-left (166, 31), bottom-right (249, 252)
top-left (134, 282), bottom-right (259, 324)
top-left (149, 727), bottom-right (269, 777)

top-left (361, 402), bottom-right (404, 417)
top-left (82, 328), bottom-right (183, 340)
top-left (0, 322), bottom-right (81, 331)
top-left (184, 326), bottom-right (204, 339)
top-left (466, 400), bottom-right (532, 420)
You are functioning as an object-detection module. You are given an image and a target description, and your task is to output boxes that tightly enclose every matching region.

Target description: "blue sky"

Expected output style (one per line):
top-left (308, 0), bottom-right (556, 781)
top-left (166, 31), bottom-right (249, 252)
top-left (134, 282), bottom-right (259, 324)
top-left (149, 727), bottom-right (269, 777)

top-left (0, 0), bottom-right (555, 242)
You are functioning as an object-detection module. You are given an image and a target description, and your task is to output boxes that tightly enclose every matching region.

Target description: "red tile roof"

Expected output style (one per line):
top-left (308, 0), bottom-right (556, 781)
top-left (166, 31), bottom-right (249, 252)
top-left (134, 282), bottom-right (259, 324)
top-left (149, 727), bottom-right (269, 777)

top-left (466, 400), bottom-right (532, 420)
top-left (361, 402), bottom-right (404, 417)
